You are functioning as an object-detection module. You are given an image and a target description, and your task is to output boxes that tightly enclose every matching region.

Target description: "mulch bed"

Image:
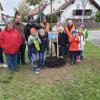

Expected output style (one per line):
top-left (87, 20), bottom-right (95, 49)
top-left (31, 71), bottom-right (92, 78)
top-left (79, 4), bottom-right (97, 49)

top-left (45, 56), bottom-right (65, 68)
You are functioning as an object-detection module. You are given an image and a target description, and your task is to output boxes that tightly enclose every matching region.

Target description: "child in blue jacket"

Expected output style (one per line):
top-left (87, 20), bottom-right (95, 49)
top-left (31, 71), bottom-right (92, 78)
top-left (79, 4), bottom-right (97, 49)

top-left (38, 29), bottom-right (48, 68)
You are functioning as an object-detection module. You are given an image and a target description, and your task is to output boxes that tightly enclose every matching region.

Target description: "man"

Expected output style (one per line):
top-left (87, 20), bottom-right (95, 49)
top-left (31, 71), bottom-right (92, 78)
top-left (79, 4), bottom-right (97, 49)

top-left (14, 15), bottom-right (26, 65)
top-left (24, 16), bottom-right (41, 62)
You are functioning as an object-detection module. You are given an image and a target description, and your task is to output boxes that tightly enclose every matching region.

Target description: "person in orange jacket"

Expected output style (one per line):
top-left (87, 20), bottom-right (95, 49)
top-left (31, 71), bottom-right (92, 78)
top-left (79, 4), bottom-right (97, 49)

top-left (65, 20), bottom-right (76, 36)
top-left (69, 30), bottom-right (80, 64)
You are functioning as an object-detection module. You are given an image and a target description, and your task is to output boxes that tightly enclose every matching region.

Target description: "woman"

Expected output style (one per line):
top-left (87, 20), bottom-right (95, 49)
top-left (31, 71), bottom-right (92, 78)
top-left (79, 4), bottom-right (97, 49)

top-left (0, 21), bottom-right (22, 72)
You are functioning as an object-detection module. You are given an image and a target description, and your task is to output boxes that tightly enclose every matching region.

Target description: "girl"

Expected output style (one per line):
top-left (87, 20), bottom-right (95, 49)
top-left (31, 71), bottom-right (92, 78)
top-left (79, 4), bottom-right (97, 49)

top-left (69, 30), bottom-right (80, 64)
top-left (77, 28), bottom-right (85, 61)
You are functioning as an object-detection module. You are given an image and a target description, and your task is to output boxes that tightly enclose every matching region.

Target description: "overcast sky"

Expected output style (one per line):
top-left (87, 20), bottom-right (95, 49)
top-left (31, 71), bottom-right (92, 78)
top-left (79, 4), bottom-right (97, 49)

top-left (1, 0), bottom-right (20, 16)
top-left (0, 0), bottom-right (100, 16)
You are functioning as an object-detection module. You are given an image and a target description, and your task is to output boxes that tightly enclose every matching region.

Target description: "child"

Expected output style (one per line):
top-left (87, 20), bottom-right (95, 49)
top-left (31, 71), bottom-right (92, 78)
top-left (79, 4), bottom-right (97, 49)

top-left (28, 28), bottom-right (41, 74)
top-left (38, 29), bottom-right (47, 68)
top-left (58, 26), bottom-right (69, 63)
top-left (77, 28), bottom-right (85, 61)
top-left (69, 30), bottom-right (80, 64)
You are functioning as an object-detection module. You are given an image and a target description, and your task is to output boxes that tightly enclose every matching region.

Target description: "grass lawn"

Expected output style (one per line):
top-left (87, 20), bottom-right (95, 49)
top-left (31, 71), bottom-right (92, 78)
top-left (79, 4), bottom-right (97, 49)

top-left (0, 42), bottom-right (100, 100)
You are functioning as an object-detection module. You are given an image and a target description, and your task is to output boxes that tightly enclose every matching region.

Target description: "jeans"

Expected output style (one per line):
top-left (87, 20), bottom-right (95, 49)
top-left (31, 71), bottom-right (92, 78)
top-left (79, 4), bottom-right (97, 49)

top-left (39, 51), bottom-right (45, 66)
top-left (0, 48), bottom-right (4, 64)
top-left (28, 45), bottom-right (32, 61)
top-left (31, 53), bottom-right (39, 72)
top-left (70, 51), bottom-right (78, 63)
top-left (5, 53), bottom-right (18, 71)
top-left (18, 42), bottom-right (26, 64)
top-left (77, 50), bottom-right (84, 60)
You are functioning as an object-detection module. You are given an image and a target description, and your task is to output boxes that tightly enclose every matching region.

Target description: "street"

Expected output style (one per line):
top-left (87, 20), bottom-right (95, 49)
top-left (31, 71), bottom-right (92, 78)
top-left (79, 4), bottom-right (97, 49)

top-left (88, 30), bottom-right (100, 47)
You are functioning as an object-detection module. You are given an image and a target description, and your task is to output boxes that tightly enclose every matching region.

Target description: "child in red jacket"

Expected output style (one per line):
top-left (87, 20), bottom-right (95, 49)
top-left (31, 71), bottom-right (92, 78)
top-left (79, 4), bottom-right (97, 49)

top-left (69, 30), bottom-right (80, 64)
top-left (0, 21), bottom-right (22, 72)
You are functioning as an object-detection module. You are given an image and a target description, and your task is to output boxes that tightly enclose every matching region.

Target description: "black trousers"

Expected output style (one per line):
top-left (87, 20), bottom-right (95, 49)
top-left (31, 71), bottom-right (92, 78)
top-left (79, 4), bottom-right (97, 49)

top-left (17, 42), bottom-right (26, 65)
top-left (0, 48), bottom-right (4, 64)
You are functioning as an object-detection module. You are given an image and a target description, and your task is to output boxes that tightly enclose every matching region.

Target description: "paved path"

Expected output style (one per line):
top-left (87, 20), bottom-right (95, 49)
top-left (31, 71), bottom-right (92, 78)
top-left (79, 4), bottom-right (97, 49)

top-left (87, 30), bottom-right (100, 47)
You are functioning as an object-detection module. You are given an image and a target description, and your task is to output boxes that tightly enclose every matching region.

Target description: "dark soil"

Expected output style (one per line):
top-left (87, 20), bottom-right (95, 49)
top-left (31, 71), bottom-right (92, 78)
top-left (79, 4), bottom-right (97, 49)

top-left (45, 56), bottom-right (65, 68)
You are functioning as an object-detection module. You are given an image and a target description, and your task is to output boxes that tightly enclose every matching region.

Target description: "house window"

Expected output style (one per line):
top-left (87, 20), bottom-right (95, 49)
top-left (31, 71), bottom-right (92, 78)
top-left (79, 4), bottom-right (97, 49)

top-left (73, 9), bottom-right (92, 16)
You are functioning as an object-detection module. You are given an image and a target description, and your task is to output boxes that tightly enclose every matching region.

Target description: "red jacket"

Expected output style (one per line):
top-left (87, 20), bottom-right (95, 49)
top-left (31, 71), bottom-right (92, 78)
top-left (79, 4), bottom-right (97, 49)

top-left (0, 29), bottom-right (22, 54)
top-left (69, 34), bottom-right (80, 51)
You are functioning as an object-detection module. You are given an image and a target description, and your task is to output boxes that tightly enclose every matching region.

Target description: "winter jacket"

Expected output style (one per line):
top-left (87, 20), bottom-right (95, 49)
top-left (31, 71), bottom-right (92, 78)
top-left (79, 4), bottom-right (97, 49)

top-left (65, 25), bottom-right (76, 36)
top-left (14, 22), bottom-right (25, 42)
top-left (58, 31), bottom-right (69, 47)
top-left (38, 34), bottom-right (48, 52)
top-left (69, 34), bottom-right (80, 51)
top-left (82, 29), bottom-right (89, 39)
top-left (25, 22), bottom-right (41, 41)
top-left (78, 34), bottom-right (85, 51)
top-left (0, 29), bottom-right (22, 54)
top-left (28, 34), bottom-right (41, 53)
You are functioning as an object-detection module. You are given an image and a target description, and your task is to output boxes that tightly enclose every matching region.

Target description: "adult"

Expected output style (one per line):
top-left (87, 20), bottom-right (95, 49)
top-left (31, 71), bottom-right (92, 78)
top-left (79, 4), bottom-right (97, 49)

top-left (40, 17), bottom-right (51, 54)
top-left (14, 15), bottom-right (26, 65)
top-left (24, 16), bottom-right (41, 62)
top-left (64, 20), bottom-right (76, 57)
top-left (0, 21), bottom-right (22, 72)
top-left (52, 21), bottom-right (62, 56)
top-left (65, 20), bottom-right (76, 36)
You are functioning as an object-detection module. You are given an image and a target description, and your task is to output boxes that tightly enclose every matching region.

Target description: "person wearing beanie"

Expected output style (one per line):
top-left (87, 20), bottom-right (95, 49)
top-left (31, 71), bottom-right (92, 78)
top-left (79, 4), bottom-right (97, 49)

top-left (0, 21), bottom-right (22, 72)
top-left (28, 28), bottom-right (41, 74)
top-left (69, 30), bottom-right (80, 64)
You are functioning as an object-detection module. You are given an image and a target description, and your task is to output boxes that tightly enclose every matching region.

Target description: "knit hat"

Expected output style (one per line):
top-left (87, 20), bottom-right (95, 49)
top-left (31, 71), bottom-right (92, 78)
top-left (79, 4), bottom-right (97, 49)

top-left (72, 30), bottom-right (77, 34)
top-left (30, 28), bottom-right (37, 33)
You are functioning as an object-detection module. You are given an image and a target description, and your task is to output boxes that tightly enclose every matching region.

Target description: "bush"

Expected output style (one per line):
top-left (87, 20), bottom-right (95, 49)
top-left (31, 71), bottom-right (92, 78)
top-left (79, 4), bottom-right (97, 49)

top-left (95, 10), bottom-right (100, 22)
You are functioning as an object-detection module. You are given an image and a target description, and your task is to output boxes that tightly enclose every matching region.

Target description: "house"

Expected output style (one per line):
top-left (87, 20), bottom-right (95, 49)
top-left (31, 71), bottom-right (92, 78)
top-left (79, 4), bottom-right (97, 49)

top-left (43, 0), bottom-right (100, 23)
top-left (43, 0), bottom-right (67, 15)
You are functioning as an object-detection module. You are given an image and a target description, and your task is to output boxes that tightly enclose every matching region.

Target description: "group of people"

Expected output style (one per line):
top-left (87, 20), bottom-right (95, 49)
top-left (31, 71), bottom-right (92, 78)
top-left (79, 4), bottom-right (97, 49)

top-left (0, 15), bottom-right (88, 74)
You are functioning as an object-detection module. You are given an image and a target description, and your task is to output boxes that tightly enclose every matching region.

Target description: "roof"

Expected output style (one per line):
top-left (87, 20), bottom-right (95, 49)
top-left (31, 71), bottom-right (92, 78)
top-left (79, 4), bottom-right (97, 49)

top-left (53, 0), bottom-right (75, 15)
top-left (28, 3), bottom-right (48, 16)
top-left (0, 2), bottom-right (3, 11)
top-left (53, 0), bottom-right (100, 15)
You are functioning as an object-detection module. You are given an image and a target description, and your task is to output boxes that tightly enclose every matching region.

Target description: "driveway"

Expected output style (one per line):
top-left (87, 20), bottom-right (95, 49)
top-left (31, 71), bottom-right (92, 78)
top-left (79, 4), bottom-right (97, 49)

top-left (87, 30), bottom-right (100, 47)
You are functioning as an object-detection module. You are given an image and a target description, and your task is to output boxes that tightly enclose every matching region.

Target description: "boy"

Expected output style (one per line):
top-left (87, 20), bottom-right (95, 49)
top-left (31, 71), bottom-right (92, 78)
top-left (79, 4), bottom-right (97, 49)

top-left (38, 29), bottom-right (47, 68)
top-left (28, 28), bottom-right (41, 74)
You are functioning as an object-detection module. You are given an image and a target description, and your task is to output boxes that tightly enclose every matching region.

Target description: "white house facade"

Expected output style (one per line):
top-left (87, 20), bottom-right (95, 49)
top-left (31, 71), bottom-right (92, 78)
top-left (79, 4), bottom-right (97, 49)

top-left (60, 0), bottom-right (100, 23)
top-left (43, 0), bottom-right (67, 15)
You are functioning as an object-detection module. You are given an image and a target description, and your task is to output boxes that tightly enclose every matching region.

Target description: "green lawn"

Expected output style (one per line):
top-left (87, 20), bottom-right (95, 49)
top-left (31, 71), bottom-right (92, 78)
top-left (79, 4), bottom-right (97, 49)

top-left (0, 43), bottom-right (100, 100)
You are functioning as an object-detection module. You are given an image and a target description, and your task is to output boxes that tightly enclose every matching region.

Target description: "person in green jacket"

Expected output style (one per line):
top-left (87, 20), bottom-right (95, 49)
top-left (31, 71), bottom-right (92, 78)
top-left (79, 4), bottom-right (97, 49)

top-left (80, 24), bottom-right (89, 39)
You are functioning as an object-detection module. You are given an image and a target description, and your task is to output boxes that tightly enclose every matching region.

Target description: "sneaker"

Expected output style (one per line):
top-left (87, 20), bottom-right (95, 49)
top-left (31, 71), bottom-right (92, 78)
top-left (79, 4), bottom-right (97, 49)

top-left (0, 64), bottom-right (8, 68)
top-left (34, 70), bottom-right (40, 74)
